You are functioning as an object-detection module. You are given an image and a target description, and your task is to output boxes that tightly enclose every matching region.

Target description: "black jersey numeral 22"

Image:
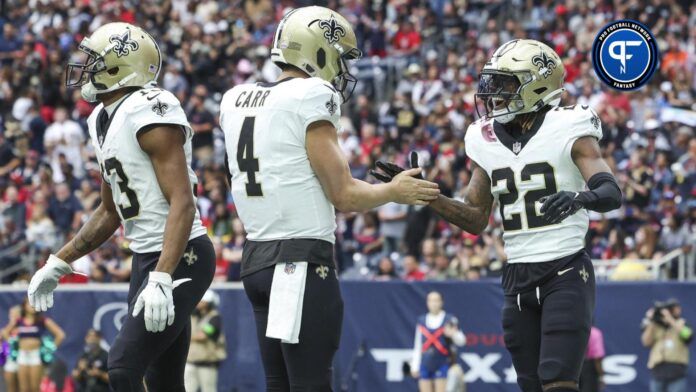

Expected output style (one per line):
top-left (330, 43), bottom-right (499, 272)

top-left (237, 117), bottom-right (263, 196)
top-left (491, 162), bottom-right (557, 231)
top-left (103, 158), bottom-right (140, 219)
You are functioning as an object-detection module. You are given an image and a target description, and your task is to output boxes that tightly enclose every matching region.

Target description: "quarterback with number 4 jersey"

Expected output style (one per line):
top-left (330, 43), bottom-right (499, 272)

top-left (374, 39), bottom-right (621, 392)
top-left (27, 23), bottom-right (214, 392)
top-left (220, 6), bottom-right (439, 391)
top-left (221, 75), bottom-right (343, 249)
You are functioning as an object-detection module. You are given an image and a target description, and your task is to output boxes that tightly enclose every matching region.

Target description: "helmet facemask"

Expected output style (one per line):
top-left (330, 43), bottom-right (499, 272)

top-left (475, 71), bottom-right (532, 123)
top-left (66, 43), bottom-right (107, 89)
top-left (66, 41), bottom-right (126, 102)
top-left (64, 24), bottom-right (162, 102)
top-left (270, 7), bottom-right (362, 102)
top-left (333, 47), bottom-right (361, 102)
top-left (475, 39), bottom-right (567, 123)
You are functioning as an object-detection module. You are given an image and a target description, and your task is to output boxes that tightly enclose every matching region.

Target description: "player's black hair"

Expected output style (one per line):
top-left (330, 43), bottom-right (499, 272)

top-left (504, 107), bottom-right (551, 136)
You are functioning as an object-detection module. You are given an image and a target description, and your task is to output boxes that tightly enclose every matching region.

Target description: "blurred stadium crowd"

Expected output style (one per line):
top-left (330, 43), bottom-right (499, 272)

top-left (0, 0), bottom-right (695, 284)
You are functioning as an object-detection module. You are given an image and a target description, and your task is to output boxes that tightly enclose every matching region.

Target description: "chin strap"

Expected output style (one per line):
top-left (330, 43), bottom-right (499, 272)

top-left (495, 113), bottom-right (516, 124)
top-left (81, 82), bottom-right (99, 102)
top-left (81, 72), bottom-right (140, 102)
top-left (494, 91), bottom-right (562, 124)
top-left (528, 88), bottom-right (564, 113)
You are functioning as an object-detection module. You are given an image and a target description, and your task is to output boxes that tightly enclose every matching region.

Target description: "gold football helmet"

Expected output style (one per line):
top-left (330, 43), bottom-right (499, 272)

top-left (475, 39), bottom-right (565, 123)
top-left (66, 22), bottom-right (161, 102)
top-left (270, 6), bottom-right (362, 101)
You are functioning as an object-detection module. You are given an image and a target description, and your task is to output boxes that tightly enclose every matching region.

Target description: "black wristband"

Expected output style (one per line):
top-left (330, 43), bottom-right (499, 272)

top-left (576, 172), bottom-right (622, 212)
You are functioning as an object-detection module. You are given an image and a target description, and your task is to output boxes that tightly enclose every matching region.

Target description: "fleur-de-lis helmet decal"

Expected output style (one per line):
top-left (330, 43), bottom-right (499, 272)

top-left (318, 15), bottom-right (347, 45)
top-left (474, 39), bottom-right (565, 122)
top-left (109, 30), bottom-right (140, 57)
top-left (269, 6), bottom-right (362, 102)
top-left (65, 22), bottom-right (161, 102)
top-left (531, 51), bottom-right (556, 79)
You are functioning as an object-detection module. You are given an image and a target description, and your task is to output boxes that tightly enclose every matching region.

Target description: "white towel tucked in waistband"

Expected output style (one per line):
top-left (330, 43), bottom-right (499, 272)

top-left (266, 261), bottom-right (307, 344)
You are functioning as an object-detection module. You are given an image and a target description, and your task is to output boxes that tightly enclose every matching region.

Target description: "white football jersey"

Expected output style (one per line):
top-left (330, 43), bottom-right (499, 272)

top-left (220, 77), bottom-right (341, 243)
top-left (87, 88), bottom-right (207, 253)
top-left (465, 105), bottom-right (603, 263)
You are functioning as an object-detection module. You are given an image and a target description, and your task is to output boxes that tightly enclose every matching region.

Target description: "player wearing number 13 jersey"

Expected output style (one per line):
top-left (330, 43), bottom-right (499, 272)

top-left (426, 40), bottom-right (621, 392)
top-left (27, 23), bottom-right (214, 392)
top-left (220, 7), bottom-right (439, 391)
top-left (86, 86), bottom-right (208, 253)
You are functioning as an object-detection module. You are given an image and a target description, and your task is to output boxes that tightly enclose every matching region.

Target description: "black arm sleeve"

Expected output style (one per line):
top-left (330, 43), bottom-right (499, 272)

top-left (576, 172), bottom-right (622, 212)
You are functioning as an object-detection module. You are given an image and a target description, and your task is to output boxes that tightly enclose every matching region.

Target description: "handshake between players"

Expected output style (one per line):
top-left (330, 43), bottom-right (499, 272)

top-left (370, 151), bottom-right (438, 204)
top-left (369, 164), bottom-right (439, 206)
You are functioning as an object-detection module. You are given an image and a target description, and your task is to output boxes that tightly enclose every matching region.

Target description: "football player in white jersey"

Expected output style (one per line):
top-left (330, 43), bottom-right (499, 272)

top-left (219, 7), bottom-right (439, 391)
top-left (26, 23), bottom-right (215, 392)
top-left (374, 40), bottom-right (622, 392)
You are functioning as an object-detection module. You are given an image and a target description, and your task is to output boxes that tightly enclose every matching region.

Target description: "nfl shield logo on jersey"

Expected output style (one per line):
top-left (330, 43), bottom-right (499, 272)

top-left (284, 262), bottom-right (296, 275)
top-left (512, 141), bottom-right (522, 154)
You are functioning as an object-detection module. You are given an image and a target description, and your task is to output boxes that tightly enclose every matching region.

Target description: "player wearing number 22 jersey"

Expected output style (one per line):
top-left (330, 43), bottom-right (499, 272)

top-left (220, 6), bottom-right (440, 391)
top-left (441, 40), bottom-right (621, 392)
top-left (376, 39), bottom-right (621, 392)
top-left (28, 23), bottom-right (214, 392)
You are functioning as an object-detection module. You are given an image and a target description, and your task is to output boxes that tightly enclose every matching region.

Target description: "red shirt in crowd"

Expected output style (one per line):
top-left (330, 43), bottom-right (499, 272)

top-left (392, 30), bottom-right (421, 52)
top-left (602, 92), bottom-right (631, 115)
top-left (404, 269), bottom-right (425, 281)
top-left (360, 136), bottom-right (383, 158)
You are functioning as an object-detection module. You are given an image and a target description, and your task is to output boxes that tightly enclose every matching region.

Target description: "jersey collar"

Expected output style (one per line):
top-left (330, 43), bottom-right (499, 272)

top-left (256, 77), bottom-right (296, 88)
top-left (104, 94), bottom-right (127, 116)
top-left (493, 109), bottom-right (549, 155)
top-left (96, 90), bottom-right (137, 148)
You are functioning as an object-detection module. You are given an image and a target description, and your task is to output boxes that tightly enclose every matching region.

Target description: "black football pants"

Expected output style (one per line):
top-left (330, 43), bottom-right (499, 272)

top-left (243, 264), bottom-right (343, 392)
top-left (502, 251), bottom-right (596, 392)
top-left (107, 235), bottom-right (215, 392)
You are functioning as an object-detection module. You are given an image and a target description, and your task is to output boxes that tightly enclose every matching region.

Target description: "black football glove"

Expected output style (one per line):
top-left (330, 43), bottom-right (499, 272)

top-left (370, 151), bottom-right (423, 183)
top-left (539, 191), bottom-right (584, 224)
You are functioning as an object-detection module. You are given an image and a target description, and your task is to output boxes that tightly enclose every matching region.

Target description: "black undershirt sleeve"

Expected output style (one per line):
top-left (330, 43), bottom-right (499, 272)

top-left (576, 172), bottom-right (622, 212)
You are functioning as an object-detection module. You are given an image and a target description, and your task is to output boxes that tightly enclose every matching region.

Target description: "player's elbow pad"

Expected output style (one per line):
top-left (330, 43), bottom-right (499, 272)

top-left (578, 172), bottom-right (622, 212)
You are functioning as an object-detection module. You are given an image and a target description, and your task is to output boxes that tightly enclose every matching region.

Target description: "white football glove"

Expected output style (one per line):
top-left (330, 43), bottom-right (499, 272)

top-left (132, 272), bottom-right (190, 333)
top-left (27, 255), bottom-right (74, 312)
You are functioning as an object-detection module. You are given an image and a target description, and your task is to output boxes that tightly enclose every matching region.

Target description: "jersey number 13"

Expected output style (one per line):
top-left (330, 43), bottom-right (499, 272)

top-left (103, 158), bottom-right (140, 219)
